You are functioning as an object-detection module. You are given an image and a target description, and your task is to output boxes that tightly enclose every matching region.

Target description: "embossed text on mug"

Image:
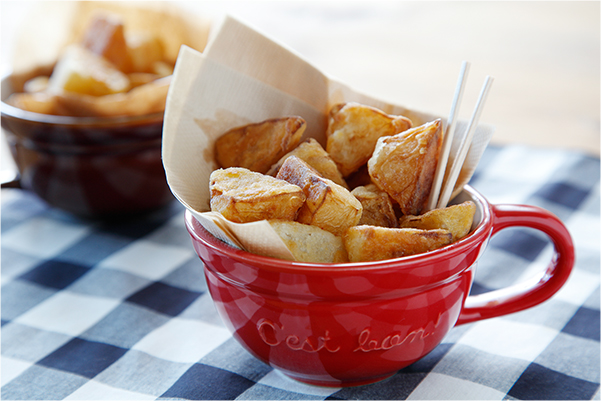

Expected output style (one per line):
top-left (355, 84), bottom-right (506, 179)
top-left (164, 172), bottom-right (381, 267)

top-left (257, 318), bottom-right (340, 353)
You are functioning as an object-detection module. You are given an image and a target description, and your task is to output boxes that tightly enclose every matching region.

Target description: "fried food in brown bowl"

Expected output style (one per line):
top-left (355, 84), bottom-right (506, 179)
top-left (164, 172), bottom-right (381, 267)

top-left (1, 3), bottom-right (210, 218)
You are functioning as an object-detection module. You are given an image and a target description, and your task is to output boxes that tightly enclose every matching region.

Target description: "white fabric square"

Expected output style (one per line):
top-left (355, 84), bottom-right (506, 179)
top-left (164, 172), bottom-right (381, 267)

top-left (408, 372), bottom-right (506, 400)
top-left (567, 210), bottom-right (600, 252)
top-left (14, 292), bottom-right (119, 337)
top-left (553, 268), bottom-right (599, 306)
top-left (482, 146), bottom-right (566, 187)
top-left (1, 356), bottom-right (33, 386)
top-left (132, 318), bottom-right (230, 363)
top-left (0, 249), bottom-right (42, 285)
top-left (457, 319), bottom-right (558, 361)
top-left (257, 369), bottom-right (340, 397)
top-left (64, 380), bottom-right (156, 400)
top-left (98, 240), bottom-right (194, 280)
top-left (1, 216), bottom-right (89, 259)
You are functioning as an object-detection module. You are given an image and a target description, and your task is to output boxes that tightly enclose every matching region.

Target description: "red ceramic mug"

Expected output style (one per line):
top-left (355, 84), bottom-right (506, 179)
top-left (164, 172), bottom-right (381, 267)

top-left (185, 185), bottom-right (574, 387)
top-left (1, 73), bottom-right (174, 219)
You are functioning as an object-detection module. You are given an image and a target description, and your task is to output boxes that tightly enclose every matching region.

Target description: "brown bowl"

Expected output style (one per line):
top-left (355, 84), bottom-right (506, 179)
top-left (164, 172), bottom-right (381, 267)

top-left (1, 73), bottom-right (174, 218)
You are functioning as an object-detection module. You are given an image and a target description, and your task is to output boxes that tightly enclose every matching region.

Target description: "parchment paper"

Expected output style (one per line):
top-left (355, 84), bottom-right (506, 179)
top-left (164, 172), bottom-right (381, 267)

top-left (162, 15), bottom-right (495, 258)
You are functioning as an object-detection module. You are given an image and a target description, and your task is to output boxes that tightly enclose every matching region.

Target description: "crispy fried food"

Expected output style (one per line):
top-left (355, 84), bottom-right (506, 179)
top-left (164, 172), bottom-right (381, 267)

top-left (126, 32), bottom-right (166, 74)
top-left (266, 138), bottom-right (348, 188)
top-left (5, 92), bottom-right (62, 115)
top-left (215, 117), bottom-right (306, 174)
top-left (399, 200), bottom-right (476, 242)
top-left (276, 156), bottom-right (362, 236)
top-left (210, 167), bottom-right (306, 223)
top-left (47, 45), bottom-right (131, 97)
top-left (368, 119), bottom-right (443, 216)
top-left (23, 76), bottom-right (49, 93)
top-left (326, 102), bottom-right (412, 177)
top-left (351, 184), bottom-right (398, 228)
top-left (52, 76), bottom-right (170, 117)
top-left (81, 13), bottom-right (132, 73)
top-left (269, 220), bottom-right (349, 263)
top-left (345, 164), bottom-right (373, 190)
top-left (343, 226), bottom-right (453, 262)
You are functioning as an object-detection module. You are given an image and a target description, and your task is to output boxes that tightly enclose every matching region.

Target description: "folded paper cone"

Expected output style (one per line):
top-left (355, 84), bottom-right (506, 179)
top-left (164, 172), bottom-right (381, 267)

top-left (162, 16), bottom-right (495, 260)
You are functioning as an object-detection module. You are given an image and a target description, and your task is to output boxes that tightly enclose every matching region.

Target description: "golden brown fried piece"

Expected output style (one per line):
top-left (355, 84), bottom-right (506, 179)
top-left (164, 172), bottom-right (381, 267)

top-left (210, 167), bottom-right (306, 223)
top-left (215, 117), bottom-right (306, 174)
top-left (343, 226), bottom-right (453, 262)
top-left (5, 92), bottom-right (61, 115)
top-left (368, 119), bottom-right (443, 216)
top-left (351, 184), bottom-right (398, 228)
top-left (81, 13), bottom-right (133, 73)
top-left (266, 138), bottom-right (348, 188)
top-left (326, 102), bottom-right (412, 177)
top-left (269, 220), bottom-right (349, 263)
top-left (126, 32), bottom-right (166, 74)
top-left (47, 45), bottom-right (131, 97)
top-left (52, 76), bottom-right (170, 118)
top-left (399, 200), bottom-right (476, 242)
top-left (276, 156), bottom-right (362, 236)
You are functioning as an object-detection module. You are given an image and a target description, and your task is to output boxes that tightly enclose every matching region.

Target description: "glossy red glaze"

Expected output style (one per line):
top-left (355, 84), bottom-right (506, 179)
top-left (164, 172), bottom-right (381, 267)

top-left (186, 186), bottom-right (574, 387)
top-left (1, 74), bottom-right (173, 218)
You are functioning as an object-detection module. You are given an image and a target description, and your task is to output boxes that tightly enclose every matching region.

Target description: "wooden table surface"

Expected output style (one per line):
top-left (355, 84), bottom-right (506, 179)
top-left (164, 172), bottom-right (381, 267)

top-left (2, 1), bottom-right (599, 173)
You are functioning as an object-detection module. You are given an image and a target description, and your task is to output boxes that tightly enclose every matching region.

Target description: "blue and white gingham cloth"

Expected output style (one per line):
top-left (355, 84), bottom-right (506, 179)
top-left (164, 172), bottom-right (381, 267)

top-left (1, 144), bottom-right (599, 400)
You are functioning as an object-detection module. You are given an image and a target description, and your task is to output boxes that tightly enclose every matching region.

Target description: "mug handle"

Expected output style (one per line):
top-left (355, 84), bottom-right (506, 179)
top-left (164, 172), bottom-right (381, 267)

top-left (456, 204), bottom-right (575, 325)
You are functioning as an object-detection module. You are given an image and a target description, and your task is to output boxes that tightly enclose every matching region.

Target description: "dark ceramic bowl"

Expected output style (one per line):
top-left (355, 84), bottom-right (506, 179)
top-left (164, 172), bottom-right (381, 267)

top-left (1, 73), bottom-right (174, 218)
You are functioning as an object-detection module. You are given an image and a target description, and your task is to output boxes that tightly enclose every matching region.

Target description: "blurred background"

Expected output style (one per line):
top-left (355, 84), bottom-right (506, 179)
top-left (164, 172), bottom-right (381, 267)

top-left (2, 1), bottom-right (599, 177)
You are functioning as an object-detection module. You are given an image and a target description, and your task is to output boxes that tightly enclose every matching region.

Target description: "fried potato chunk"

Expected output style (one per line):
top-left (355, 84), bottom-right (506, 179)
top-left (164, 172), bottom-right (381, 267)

top-left (326, 102), bottom-right (412, 177)
top-left (5, 92), bottom-right (61, 115)
top-left (47, 45), bottom-right (131, 97)
top-left (52, 75), bottom-right (170, 118)
top-left (81, 13), bottom-right (133, 73)
top-left (399, 200), bottom-right (476, 242)
top-left (368, 119), bottom-right (442, 216)
top-left (351, 184), bottom-right (398, 228)
top-left (343, 226), bottom-right (453, 262)
top-left (126, 32), bottom-right (165, 74)
top-left (276, 156), bottom-right (362, 236)
top-left (266, 138), bottom-right (348, 188)
top-left (210, 167), bottom-right (306, 223)
top-left (215, 117), bottom-right (306, 174)
top-left (269, 220), bottom-right (349, 263)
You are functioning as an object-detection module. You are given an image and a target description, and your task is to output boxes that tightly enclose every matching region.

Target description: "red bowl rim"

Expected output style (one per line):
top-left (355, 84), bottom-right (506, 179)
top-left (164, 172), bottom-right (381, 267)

top-left (185, 185), bottom-right (493, 274)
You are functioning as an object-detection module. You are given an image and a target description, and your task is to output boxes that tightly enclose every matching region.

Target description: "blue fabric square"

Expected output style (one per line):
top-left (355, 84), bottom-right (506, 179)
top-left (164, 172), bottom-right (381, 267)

top-left (38, 338), bottom-right (127, 379)
top-left (508, 362), bottom-right (600, 400)
top-left (161, 363), bottom-right (255, 400)
top-left (401, 343), bottom-right (454, 373)
top-left (562, 306), bottom-right (600, 342)
top-left (1, 280), bottom-right (56, 322)
top-left (81, 303), bottom-right (169, 349)
top-left (18, 260), bottom-right (90, 289)
top-left (126, 282), bottom-right (202, 316)
top-left (332, 371), bottom-right (426, 400)
top-left (534, 182), bottom-right (590, 210)
top-left (58, 232), bottom-right (131, 267)
top-left (1, 190), bottom-right (48, 233)
top-left (1, 364), bottom-right (88, 400)
top-left (468, 281), bottom-right (492, 296)
top-left (490, 229), bottom-right (548, 262)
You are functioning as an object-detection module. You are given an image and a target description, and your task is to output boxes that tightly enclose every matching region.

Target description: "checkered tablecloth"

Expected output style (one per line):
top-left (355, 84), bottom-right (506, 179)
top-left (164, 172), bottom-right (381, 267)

top-left (2, 144), bottom-right (599, 400)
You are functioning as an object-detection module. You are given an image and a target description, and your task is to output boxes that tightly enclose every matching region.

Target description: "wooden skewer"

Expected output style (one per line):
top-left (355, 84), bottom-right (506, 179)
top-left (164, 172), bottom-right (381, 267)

top-left (426, 61), bottom-right (470, 211)
top-left (437, 75), bottom-right (494, 209)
